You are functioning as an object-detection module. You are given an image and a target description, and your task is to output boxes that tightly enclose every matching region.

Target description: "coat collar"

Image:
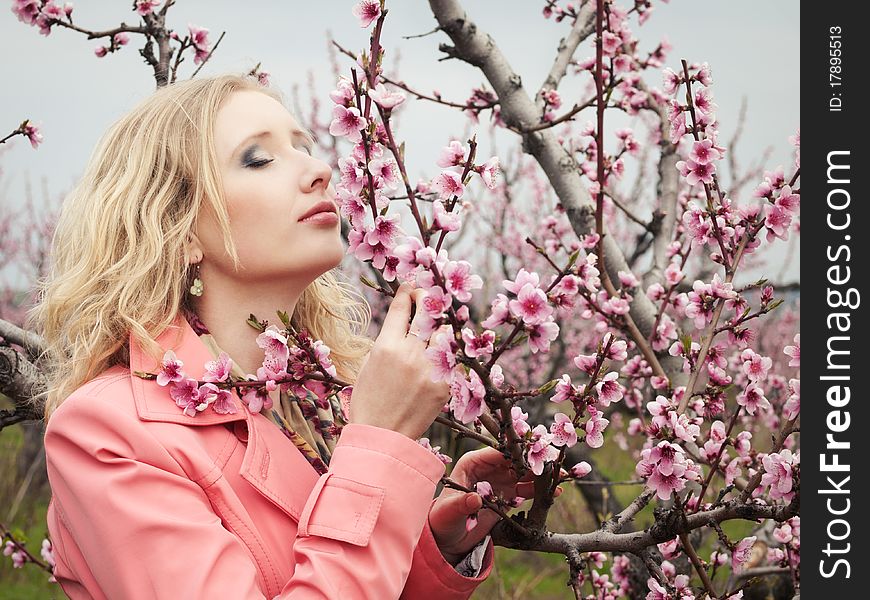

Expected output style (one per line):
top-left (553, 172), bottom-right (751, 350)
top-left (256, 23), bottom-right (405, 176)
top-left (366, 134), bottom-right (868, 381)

top-left (129, 312), bottom-right (249, 426)
top-left (128, 312), bottom-right (319, 521)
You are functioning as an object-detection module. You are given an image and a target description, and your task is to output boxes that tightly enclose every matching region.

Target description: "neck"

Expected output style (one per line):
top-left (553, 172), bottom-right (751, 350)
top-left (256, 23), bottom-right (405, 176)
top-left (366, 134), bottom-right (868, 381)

top-left (190, 269), bottom-right (307, 377)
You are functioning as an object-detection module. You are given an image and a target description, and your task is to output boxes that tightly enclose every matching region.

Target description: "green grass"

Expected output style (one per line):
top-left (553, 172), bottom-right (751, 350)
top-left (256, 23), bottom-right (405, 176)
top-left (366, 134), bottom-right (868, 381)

top-left (0, 402), bottom-right (62, 599)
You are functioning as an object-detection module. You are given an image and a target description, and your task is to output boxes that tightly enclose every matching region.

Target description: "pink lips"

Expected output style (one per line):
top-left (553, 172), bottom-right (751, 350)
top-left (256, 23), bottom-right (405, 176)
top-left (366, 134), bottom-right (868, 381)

top-left (300, 212), bottom-right (339, 225)
top-left (297, 200), bottom-right (338, 222)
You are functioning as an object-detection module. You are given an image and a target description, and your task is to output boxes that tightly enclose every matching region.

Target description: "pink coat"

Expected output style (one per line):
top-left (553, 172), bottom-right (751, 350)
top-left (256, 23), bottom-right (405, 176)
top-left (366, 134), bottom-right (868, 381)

top-left (44, 313), bottom-right (494, 599)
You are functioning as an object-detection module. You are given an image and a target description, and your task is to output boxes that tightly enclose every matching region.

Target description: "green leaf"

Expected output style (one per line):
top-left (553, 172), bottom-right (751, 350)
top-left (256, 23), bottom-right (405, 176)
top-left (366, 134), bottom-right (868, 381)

top-left (567, 249), bottom-right (580, 269)
top-left (681, 334), bottom-right (693, 355)
top-left (359, 275), bottom-right (379, 291)
top-left (276, 310), bottom-right (292, 329)
top-left (537, 379), bottom-right (560, 395)
top-left (246, 313), bottom-right (265, 332)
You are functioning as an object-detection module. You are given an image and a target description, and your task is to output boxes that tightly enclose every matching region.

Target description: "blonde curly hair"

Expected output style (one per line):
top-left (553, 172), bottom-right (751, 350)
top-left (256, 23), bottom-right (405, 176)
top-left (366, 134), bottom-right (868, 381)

top-left (27, 73), bottom-right (373, 422)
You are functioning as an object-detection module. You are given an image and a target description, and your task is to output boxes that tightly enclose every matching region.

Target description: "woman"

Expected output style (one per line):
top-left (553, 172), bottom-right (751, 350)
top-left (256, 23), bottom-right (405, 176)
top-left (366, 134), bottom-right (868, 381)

top-left (28, 73), bottom-right (543, 599)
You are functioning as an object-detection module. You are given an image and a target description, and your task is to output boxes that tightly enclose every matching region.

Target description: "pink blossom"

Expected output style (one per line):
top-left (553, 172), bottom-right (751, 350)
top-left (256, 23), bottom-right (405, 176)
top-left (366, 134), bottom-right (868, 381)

top-left (527, 319), bottom-right (560, 354)
top-left (450, 369), bottom-right (486, 424)
top-left (606, 339), bottom-right (628, 361)
top-left (329, 105), bottom-right (367, 143)
top-left (540, 89), bottom-right (562, 109)
top-left (442, 260), bottom-right (482, 303)
top-left (696, 62), bottom-right (713, 85)
top-left (526, 424), bottom-right (560, 475)
top-left (256, 326), bottom-right (290, 377)
top-left (595, 372), bottom-right (624, 407)
top-left (170, 378), bottom-right (208, 417)
top-left (113, 32), bottom-right (129, 46)
top-left (418, 438), bottom-right (453, 465)
top-left (552, 374), bottom-right (583, 404)
top-left (693, 87), bottom-right (717, 114)
top-left (740, 349), bottom-right (772, 381)
top-left (351, 0), bottom-right (381, 27)
top-left (365, 213), bottom-right (401, 246)
top-left (658, 538), bottom-right (680, 560)
top-left (669, 412), bottom-right (700, 443)
top-left (783, 333), bottom-right (800, 367)
top-left (601, 30), bottom-right (622, 55)
top-left (368, 156), bottom-right (400, 190)
top-left (312, 340), bottom-right (338, 378)
top-left (689, 138), bottom-right (722, 165)
top-left (584, 408), bottom-right (609, 448)
top-left (574, 353), bottom-right (597, 375)
top-left (479, 157), bottom-right (500, 189)
top-left (509, 283), bottom-right (552, 325)
top-left (570, 461), bottom-right (592, 478)
top-left (764, 203), bottom-right (792, 241)
top-left (734, 431), bottom-right (753, 458)
top-left (617, 270), bottom-right (639, 289)
top-left (662, 67), bottom-right (681, 94)
top-left (329, 76), bottom-right (356, 106)
top-left (676, 158), bottom-right (716, 186)
top-left (761, 449), bottom-right (796, 501)
top-left (424, 330), bottom-right (458, 384)
top-left (636, 440), bottom-right (700, 501)
top-left (187, 24), bottom-right (210, 64)
top-left (367, 82), bottom-right (406, 109)
top-left (684, 282), bottom-right (715, 329)
top-left (784, 379), bottom-right (800, 421)
top-left (420, 285), bottom-right (451, 320)
top-left (731, 536), bottom-right (757, 574)
top-left (710, 272), bottom-right (736, 300)
top-left (646, 578), bottom-right (669, 600)
top-left (241, 378), bottom-right (273, 414)
top-left (461, 328), bottom-right (495, 359)
top-left (432, 200), bottom-right (462, 232)
top-left (664, 262), bottom-right (685, 293)
top-left (11, 0), bottom-right (40, 24)
top-left (491, 364), bottom-right (504, 388)
top-left (481, 293), bottom-right (511, 329)
top-left (736, 383), bottom-right (770, 416)
top-left (503, 268), bottom-right (541, 295)
top-left (135, 0), bottom-right (160, 16)
top-left (776, 185), bottom-right (800, 214)
top-left (511, 405), bottom-right (531, 437)
top-left (550, 412), bottom-right (578, 447)
top-left (432, 170), bottom-right (465, 200)
top-left (3, 539), bottom-right (26, 568)
top-left (156, 350), bottom-right (185, 386)
top-left (436, 140), bottom-right (468, 168)
top-left (198, 383), bottom-right (237, 415)
top-left (203, 352), bottom-right (233, 383)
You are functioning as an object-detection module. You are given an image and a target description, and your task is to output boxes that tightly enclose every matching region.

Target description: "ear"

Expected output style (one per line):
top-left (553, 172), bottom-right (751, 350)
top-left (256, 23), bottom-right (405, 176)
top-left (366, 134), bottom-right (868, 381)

top-left (184, 232), bottom-right (204, 264)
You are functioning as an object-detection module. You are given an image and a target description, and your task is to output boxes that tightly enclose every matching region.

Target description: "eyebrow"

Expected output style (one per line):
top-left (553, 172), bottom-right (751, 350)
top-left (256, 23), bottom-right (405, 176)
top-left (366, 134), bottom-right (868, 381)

top-left (230, 128), bottom-right (317, 162)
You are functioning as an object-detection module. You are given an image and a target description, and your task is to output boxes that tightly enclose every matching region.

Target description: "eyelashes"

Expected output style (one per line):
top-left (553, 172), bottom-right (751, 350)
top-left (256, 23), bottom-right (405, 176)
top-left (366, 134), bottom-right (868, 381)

top-left (242, 143), bottom-right (313, 169)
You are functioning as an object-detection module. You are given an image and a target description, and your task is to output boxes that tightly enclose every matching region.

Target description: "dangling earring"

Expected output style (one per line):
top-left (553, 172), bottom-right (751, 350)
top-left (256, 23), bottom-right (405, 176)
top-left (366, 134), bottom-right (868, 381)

top-left (189, 262), bottom-right (204, 297)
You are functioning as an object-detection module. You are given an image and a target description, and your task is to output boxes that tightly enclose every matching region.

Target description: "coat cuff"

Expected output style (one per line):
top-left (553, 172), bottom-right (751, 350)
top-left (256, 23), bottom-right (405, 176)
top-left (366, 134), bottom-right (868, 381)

top-left (401, 498), bottom-right (494, 598)
top-left (297, 423), bottom-right (446, 548)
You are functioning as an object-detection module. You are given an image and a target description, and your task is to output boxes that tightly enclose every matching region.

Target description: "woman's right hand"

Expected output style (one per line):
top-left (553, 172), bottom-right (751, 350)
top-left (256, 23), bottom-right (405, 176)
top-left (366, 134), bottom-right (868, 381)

top-left (348, 282), bottom-right (452, 440)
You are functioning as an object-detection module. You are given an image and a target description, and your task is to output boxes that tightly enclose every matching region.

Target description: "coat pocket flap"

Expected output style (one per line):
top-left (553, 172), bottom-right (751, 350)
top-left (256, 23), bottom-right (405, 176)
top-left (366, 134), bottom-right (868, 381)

top-left (297, 472), bottom-right (386, 547)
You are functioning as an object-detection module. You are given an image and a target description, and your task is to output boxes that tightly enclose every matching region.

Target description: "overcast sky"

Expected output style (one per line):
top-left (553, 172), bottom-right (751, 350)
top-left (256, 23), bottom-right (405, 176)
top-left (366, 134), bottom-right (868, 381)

top-left (1, 1), bottom-right (799, 286)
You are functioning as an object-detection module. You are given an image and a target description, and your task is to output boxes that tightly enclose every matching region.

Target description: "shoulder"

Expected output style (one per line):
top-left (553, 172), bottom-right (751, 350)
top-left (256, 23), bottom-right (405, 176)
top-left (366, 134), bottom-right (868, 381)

top-left (47, 365), bottom-right (138, 429)
top-left (45, 365), bottom-right (235, 481)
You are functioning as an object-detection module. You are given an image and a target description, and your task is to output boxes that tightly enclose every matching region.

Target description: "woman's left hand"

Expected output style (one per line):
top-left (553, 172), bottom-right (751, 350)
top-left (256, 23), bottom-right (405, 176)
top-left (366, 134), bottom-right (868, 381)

top-left (428, 446), bottom-right (565, 565)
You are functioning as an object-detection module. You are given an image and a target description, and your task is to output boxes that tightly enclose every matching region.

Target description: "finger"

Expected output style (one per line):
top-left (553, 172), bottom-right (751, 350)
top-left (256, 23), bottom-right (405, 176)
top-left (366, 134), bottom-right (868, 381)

top-left (407, 288), bottom-right (430, 341)
top-left (379, 282), bottom-right (414, 342)
top-left (428, 492), bottom-right (481, 540)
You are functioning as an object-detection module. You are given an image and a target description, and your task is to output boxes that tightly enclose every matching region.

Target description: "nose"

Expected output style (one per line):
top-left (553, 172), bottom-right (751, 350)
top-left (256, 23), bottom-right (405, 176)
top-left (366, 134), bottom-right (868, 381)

top-left (302, 156), bottom-right (333, 194)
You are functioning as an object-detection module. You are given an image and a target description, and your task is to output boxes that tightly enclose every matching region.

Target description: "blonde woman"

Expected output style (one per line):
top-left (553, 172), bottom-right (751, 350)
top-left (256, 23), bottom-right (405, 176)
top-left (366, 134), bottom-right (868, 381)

top-left (27, 73), bottom-right (545, 599)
